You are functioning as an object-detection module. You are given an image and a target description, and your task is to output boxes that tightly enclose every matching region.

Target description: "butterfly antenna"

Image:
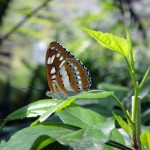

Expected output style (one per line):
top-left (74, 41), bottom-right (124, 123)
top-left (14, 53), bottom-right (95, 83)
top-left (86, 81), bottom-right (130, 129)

top-left (22, 86), bottom-right (45, 92)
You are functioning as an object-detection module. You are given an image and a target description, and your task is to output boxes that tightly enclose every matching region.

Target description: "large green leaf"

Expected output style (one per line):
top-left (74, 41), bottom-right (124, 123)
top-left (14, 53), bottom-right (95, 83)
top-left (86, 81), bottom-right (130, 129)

top-left (0, 120), bottom-right (114, 150)
top-left (84, 28), bottom-right (129, 57)
top-left (59, 119), bottom-right (115, 150)
top-left (57, 107), bottom-right (106, 128)
top-left (0, 99), bottom-right (63, 130)
top-left (5, 99), bottom-right (63, 121)
top-left (0, 123), bottom-right (76, 150)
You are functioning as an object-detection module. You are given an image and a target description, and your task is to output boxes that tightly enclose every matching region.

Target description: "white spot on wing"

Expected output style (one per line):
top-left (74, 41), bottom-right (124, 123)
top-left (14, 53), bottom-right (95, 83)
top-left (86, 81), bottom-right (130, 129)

top-left (78, 81), bottom-right (82, 84)
top-left (59, 60), bottom-right (66, 68)
top-left (50, 47), bottom-right (55, 50)
top-left (51, 67), bottom-right (56, 74)
top-left (52, 75), bottom-right (56, 79)
top-left (59, 56), bottom-right (63, 61)
top-left (76, 71), bottom-right (79, 75)
top-left (74, 66), bottom-right (77, 70)
top-left (56, 53), bottom-right (60, 57)
top-left (47, 57), bottom-right (51, 64)
top-left (50, 55), bottom-right (55, 64)
top-left (76, 76), bottom-right (81, 79)
top-left (60, 66), bottom-right (74, 92)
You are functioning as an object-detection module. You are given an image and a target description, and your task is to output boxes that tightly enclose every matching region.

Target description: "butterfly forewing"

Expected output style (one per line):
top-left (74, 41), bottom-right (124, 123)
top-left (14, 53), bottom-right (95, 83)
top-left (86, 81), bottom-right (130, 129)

top-left (46, 42), bottom-right (71, 92)
top-left (45, 41), bottom-right (91, 99)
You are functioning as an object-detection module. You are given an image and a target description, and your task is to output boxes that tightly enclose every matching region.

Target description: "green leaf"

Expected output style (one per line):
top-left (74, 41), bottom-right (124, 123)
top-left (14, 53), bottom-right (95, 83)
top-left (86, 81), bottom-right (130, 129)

top-left (126, 28), bottom-right (134, 69)
top-left (140, 131), bottom-right (150, 149)
top-left (110, 128), bottom-right (125, 144)
top-left (112, 112), bottom-right (131, 134)
top-left (59, 119), bottom-right (115, 150)
top-left (74, 90), bottom-right (114, 99)
top-left (3, 90), bottom-right (113, 124)
top-left (2, 123), bottom-right (76, 150)
top-left (31, 135), bottom-right (55, 150)
top-left (39, 97), bottom-right (76, 122)
top-left (84, 28), bottom-right (129, 57)
top-left (57, 107), bottom-right (106, 128)
top-left (117, 128), bottom-right (131, 146)
top-left (2, 121), bottom-right (114, 150)
top-left (5, 99), bottom-right (63, 121)
top-left (0, 141), bottom-right (7, 150)
top-left (105, 129), bottom-right (132, 150)
top-left (103, 145), bottom-right (118, 150)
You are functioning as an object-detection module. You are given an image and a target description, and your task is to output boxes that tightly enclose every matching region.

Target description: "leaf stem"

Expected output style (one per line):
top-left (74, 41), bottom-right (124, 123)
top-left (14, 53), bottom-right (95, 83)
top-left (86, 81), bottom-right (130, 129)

top-left (112, 95), bottom-right (134, 125)
top-left (124, 57), bottom-right (137, 89)
top-left (139, 67), bottom-right (150, 90)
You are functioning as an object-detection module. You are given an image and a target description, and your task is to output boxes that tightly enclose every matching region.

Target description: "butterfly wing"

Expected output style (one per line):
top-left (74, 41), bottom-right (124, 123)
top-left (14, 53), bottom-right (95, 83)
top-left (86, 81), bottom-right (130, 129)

top-left (46, 41), bottom-right (73, 93)
top-left (45, 41), bottom-right (91, 99)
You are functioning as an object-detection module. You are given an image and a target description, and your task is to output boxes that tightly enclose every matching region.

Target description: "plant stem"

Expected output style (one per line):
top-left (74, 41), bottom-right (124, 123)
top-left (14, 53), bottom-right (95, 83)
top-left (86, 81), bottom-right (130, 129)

top-left (124, 57), bottom-right (142, 149)
top-left (130, 80), bottom-right (140, 149)
top-left (136, 96), bottom-right (141, 148)
top-left (132, 85), bottom-right (139, 123)
top-left (130, 73), bottom-right (141, 149)
top-left (130, 66), bottom-right (149, 149)
top-left (131, 95), bottom-right (141, 150)
top-left (124, 57), bottom-right (137, 89)
top-left (131, 95), bottom-right (139, 149)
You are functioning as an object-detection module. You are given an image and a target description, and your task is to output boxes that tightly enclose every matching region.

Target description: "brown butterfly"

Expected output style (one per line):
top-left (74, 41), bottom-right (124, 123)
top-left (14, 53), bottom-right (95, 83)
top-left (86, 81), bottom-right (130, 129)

top-left (45, 41), bottom-right (91, 99)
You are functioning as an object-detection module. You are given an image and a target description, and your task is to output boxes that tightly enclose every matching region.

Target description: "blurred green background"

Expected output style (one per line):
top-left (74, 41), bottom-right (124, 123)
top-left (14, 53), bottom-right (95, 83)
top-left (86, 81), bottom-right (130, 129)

top-left (0, 0), bottom-right (150, 139)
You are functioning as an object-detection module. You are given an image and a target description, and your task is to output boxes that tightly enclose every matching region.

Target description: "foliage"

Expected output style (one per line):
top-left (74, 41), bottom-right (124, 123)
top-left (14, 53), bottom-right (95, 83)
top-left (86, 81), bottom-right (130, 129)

top-left (0, 0), bottom-right (150, 150)
top-left (0, 0), bottom-right (150, 121)
top-left (1, 29), bottom-right (150, 150)
top-left (140, 131), bottom-right (150, 149)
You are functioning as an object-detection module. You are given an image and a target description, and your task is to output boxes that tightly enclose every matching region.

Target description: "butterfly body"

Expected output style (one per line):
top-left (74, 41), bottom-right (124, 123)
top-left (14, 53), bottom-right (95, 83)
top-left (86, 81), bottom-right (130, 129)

top-left (45, 41), bottom-right (91, 99)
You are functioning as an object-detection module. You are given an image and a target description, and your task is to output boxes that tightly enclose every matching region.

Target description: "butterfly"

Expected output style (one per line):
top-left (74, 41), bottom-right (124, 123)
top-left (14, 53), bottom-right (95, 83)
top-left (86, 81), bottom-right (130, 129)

top-left (45, 41), bottom-right (91, 99)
